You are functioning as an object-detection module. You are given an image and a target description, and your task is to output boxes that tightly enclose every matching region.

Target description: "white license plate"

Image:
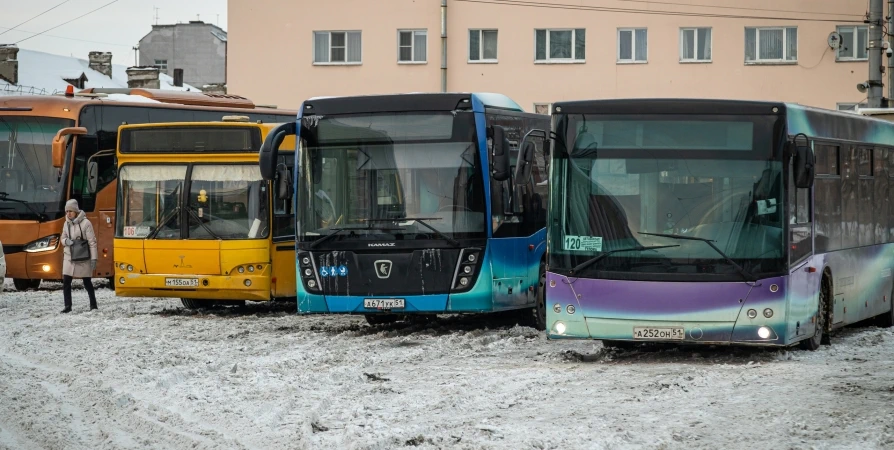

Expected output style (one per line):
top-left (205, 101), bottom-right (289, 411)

top-left (165, 278), bottom-right (199, 287)
top-left (633, 327), bottom-right (685, 340)
top-left (363, 298), bottom-right (405, 310)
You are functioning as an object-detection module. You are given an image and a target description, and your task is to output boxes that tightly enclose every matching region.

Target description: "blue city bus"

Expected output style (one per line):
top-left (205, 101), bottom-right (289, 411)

top-left (260, 93), bottom-right (551, 326)
top-left (546, 99), bottom-right (894, 350)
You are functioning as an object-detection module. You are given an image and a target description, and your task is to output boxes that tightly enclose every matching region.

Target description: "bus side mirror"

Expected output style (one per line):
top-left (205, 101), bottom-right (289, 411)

top-left (513, 141), bottom-right (535, 186)
top-left (86, 161), bottom-right (98, 194)
top-left (260, 122), bottom-right (296, 180)
top-left (791, 133), bottom-right (815, 189)
top-left (275, 164), bottom-right (293, 200)
top-left (51, 127), bottom-right (87, 168)
top-left (491, 126), bottom-right (510, 182)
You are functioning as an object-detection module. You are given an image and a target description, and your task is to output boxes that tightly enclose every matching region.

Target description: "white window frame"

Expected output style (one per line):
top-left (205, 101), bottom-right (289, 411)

top-left (153, 59), bottom-right (168, 71)
top-left (313, 30), bottom-right (362, 66)
top-left (398, 29), bottom-right (427, 64)
top-left (469, 29), bottom-right (498, 63)
top-left (836, 102), bottom-right (868, 112)
top-left (534, 28), bottom-right (586, 64)
top-left (745, 26), bottom-right (798, 64)
top-left (533, 103), bottom-right (551, 115)
top-left (679, 27), bottom-right (712, 63)
top-left (617, 28), bottom-right (648, 64)
top-left (836, 25), bottom-right (869, 62)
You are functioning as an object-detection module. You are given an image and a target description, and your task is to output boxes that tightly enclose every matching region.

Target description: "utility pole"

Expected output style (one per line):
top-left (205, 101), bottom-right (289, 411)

top-left (868, 0), bottom-right (885, 107)
top-left (888, 0), bottom-right (894, 105)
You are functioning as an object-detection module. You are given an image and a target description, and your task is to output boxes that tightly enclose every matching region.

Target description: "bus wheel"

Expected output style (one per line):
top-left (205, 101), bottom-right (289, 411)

top-left (800, 276), bottom-right (831, 351)
top-left (364, 314), bottom-right (400, 326)
top-left (532, 262), bottom-right (547, 331)
top-left (180, 298), bottom-right (216, 309)
top-left (13, 279), bottom-right (40, 291)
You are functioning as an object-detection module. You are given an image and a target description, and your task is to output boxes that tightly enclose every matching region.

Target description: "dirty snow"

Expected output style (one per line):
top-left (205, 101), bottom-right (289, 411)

top-left (1, 278), bottom-right (893, 449)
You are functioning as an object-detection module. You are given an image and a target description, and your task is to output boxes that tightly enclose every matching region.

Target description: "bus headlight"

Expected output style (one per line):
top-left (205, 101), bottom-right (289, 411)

top-left (244, 279), bottom-right (252, 287)
top-left (758, 326), bottom-right (771, 339)
top-left (119, 277), bottom-right (125, 284)
top-left (553, 303), bottom-right (561, 314)
top-left (304, 268), bottom-right (312, 277)
top-left (763, 308), bottom-right (774, 318)
top-left (555, 322), bottom-right (567, 335)
top-left (127, 265), bottom-right (133, 272)
top-left (238, 266), bottom-right (245, 273)
top-left (41, 264), bottom-right (52, 273)
top-left (24, 235), bottom-right (59, 253)
top-left (566, 305), bottom-right (576, 315)
top-left (307, 279), bottom-right (317, 289)
top-left (747, 309), bottom-right (757, 319)
top-left (459, 277), bottom-right (469, 286)
top-left (247, 265), bottom-right (254, 273)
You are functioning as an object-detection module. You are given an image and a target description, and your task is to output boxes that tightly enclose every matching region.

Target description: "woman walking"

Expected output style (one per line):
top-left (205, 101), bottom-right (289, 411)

top-left (60, 199), bottom-right (98, 313)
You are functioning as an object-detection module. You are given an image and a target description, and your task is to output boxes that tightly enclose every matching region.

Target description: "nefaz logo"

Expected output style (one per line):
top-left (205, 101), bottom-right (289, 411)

top-left (367, 243), bottom-right (396, 248)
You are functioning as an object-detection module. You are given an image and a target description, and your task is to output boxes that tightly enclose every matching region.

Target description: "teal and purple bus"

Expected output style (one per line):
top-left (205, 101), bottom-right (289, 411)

top-left (546, 99), bottom-right (894, 350)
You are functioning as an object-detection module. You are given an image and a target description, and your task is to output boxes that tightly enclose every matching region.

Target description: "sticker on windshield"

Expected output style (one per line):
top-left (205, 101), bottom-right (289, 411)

top-left (123, 226), bottom-right (151, 238)
top-left (564, 235), bottom-right (603, 251)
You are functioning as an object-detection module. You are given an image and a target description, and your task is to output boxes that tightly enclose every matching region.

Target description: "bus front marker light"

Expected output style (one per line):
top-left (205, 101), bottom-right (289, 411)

top-left (467, 254), bottom-right (476, 263)
top-left (119, 277), bottom-right (125, 285)
top-left (308, 279), bottom-right (317, 289)
top-left (119, 263), bottom-right (125, 270)
top-left (41, 264), bottom-right (51, 273)
top-left (463, 265), bottom-right (472, 274)
top-left (257, 265), bottom-right (262, 270)
top-left (302, 257), bottom-right (310, 265)
top-left (747, 309), bottom-right (757, 319)
top-left (304, 268), bottom-right (312, 277)
top-left (459, 277), bottom-right (469, 286)
top-left (244, 279), bottom-right (252, 287)
top-left (127, 265), bottom-right (133, 272)
top-left (763, 308), bottom-right (774, 318)
top-left (555, 322), bottom-right (567, 335)
top-left (769, 284), bottom-right (779, 293)
top-left (237, 266), bottom-right (245, 273)
top-left (553, 303), bottom-right (561, 314)
top-left (248, 265), bottom-right (254, 273)
top-left (758, 327), bottom-right (771, 339)
top-left (566, 305), bottom-right (576, 315)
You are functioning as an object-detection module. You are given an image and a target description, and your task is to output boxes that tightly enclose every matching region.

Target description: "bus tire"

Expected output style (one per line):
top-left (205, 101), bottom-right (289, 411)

top-left (180, 298), bottom-right (216, 309)
top-left (364, 314), bottom-right (400, 326)
top-left (532, 262), bottom-right (547, 331)
top-left (12, 278), bottom-right (40, 291)
top-left (800, 275), bottom-right (831, 351)
top-left (877, 292), bottom-right (894, 328)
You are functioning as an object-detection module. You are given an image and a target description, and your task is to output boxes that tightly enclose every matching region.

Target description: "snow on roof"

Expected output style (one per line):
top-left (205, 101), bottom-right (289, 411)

top-left (0, 48), bottom-right (198, 97)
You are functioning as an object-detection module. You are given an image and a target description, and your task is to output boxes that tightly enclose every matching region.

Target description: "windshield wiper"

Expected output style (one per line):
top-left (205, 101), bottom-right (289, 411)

top-left (308, 223), bottom-right (403, 249)
top-left (146, 206), bottom-right (180, 239)
top-left (0, 191), bottom-right (46, 221)
top-left (571, 244), bottom-right (680, 275)
top-left (366, 217), bottom-right (461, 247)
top-left (186, 206), bottom-right (221, 240)
top-left (637, 232), bottom-right (757, 282)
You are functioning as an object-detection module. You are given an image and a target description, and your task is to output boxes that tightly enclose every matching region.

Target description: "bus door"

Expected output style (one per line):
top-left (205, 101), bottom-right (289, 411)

top-left (787, 158), bottom-right (819, 340)
top-left (271, 152), bottom-right (297, 298)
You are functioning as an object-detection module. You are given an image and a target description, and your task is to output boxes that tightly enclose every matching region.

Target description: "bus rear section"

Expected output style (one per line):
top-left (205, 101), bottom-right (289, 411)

top-left (114, 122), bottom-right (297, 308)
top-left (259, 93), bottom-right (550, 324)
top-left (544, 99), bottom-right (887, 349)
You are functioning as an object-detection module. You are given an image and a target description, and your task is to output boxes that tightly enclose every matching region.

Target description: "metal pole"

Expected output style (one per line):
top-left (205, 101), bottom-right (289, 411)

top-left (440, 0), bottom-right (447, 93)
top-left (888, 0), bottom-right (894, 105)
top-left (869, 0), bottom-right (885, 107)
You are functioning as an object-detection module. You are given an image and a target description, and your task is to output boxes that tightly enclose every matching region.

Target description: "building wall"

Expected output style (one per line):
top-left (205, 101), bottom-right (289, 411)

top-left (228, 0), bottom-right (870, 111)
top-left (139, 22), bottom-right (227, 88)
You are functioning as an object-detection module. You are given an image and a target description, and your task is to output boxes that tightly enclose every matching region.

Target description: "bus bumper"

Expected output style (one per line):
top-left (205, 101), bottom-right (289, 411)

top-left (297, 290), bottom-right (499, 314)
top-left (114, 271), bottom-right (271, 301)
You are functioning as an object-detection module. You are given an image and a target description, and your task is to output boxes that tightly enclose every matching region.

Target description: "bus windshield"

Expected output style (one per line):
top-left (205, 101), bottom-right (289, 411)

top-left (0, 116), bottom-right (74, 220)
top-left (116, 164), bottom-right (269, 240)
top-left (550, 114), bottom-right (786, 280)
top-left (298, 111), bottom-right (486, 244)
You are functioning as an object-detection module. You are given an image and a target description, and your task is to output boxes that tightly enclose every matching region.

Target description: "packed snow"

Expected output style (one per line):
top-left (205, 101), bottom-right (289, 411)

top-left (0, 278), bottom-right (893, 449)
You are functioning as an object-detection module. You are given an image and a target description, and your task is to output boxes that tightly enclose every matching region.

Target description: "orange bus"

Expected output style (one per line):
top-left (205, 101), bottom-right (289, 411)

top-left (0, 89), bottom-right (296, 290)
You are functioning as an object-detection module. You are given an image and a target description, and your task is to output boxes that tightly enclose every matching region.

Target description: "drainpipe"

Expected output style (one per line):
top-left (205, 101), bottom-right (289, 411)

top-left (440, 0), bottom-right (447, 92)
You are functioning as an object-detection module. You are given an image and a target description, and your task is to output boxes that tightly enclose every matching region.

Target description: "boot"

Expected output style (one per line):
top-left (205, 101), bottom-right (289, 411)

top-left (89, 303), bottom-right (98, 310)
top-left (60, 307), bottom-right (71, 314)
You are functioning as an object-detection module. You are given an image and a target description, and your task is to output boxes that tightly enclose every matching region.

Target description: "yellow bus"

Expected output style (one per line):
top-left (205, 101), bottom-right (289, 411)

top-left (113, 119), bottom-right (297, 308)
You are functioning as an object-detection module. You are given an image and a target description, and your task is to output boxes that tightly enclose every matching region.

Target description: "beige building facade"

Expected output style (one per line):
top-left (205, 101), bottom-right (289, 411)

top-left (228, 0), bottom-right (871, 112)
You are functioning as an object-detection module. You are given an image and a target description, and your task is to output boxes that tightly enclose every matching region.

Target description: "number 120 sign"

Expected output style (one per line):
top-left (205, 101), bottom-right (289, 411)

top-left (563, 235), bottom-right (603, 251)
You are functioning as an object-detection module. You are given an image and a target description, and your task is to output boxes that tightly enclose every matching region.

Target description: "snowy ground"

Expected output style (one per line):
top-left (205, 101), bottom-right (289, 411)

top-left (0, 279), bottom-right (893, 450)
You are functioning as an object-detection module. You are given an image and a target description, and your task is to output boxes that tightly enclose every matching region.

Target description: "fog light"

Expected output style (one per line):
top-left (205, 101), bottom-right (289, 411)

top-left (127, 265), bottom-right (133, 272)
top-left (302, 257), bottom-right (310, 265)
top-left (553, 303), bottom-right (561, 314)
top-left (304, 268), bottom-right (312, 277)
top-left (238, 266), bottom-right (245, 273)
top-left (248, 265), bottom-right (254, 273)
top-left (747, 309), bottom-right (757, 319)
top-left (41, 264), bottom-right (51, 272)
top-left (463, 265), bottom-right (472, 274)
top-left (555, 322), bottom-right (567, 335)
top-left (308, 279), bottom-right (317, 289)
top-left (566, 305), bottom-right (576, 315)
top-left (244, 279), bottom-right (251, 287)
top-left (119, 277), bottom-right (125, 284)
top-left (763, 308), bottom-right (774, 318)
top-left (467, 254), bottom-right (476, 262)
top-left (758, 326), bottom-right (771, 339)
top-left (459, 277), bottom-right (469, 286)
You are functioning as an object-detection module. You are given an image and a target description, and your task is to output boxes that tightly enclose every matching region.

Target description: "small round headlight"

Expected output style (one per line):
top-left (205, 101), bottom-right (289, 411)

top-left (553, 303), bottom-right (562, 314)
top-left (127, 265), bottom-right (133, 272)
top-left (758, 326), bottom-right (771, 339)
top-left (555, 322), bottom-right (567, 335)
top-left (302, 257), bottom-right (310, 265)
top-left (467, 254), bottom-right (476, 262)
top-left (307, 279), bottom-right (317, 289)
top-left (463, 266), bottom-right (472, 274)
top-left (244, 279), bottom-right (252, 287)
top-left (119, 263), bottom-right (126, 270)
top-left (747, 309), bottom-right (758, 319)
top-left (237, 266), bottom-right (245, 273)
top-left (248, 265), bottom-right (255, 273)
top-left (566, 305), bottom-right (576, 315)
top-left (119, 277), bottom-right (125, 284)
top-left (459, 277), bottom-right (469, 286)
top-left (763, 308), bottom-right (774, 318)
top-left (304, 268), bottom-right (312, 277)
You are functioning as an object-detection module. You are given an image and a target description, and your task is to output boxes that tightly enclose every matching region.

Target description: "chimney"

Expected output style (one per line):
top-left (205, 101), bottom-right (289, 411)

top-left (125, 66), bottom-right (160, 89)
top-left (88, 51), bottom-right (112, 78)
top-left (173, 68), bottom-right (183, 87)
top-left (0, 45), bottom-right (19, 85)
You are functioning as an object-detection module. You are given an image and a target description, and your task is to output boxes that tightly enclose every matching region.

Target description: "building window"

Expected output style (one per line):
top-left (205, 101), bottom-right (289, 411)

top-left (153, 59), bottom-right (168, 71)
top-left (535, 28), bottom-right (585, 63)
top-left (680, 27), bottom-right (711, 62)
top-left (837, 26), bottom-right (869, 61)
top-left (745, 27), bottom-right (797, 63)
top-left (837, 102), bottom-right (868, 112)
top-left (314, 31), bottom-right (362, 65)
top-left (398, 30), bottom-right (427, 63)
top-left (533, 103), bottom-right (551, 115)
top-left (618, 28), bottom-right (647, 63)
top-left (469, 29), bottom-right (498, 62)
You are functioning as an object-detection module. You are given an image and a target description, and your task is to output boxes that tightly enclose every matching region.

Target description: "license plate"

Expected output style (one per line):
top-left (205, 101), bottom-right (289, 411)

top-left (165, 278), bottom-right (199, 287)
top-left (363, 298), bottom-right (405, 310)
top-left (633, 327), bottom-right (685, 340)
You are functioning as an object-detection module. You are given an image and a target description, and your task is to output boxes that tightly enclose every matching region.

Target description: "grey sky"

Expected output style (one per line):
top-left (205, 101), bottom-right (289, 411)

top-left (0, 0), bottom-right (227, 64)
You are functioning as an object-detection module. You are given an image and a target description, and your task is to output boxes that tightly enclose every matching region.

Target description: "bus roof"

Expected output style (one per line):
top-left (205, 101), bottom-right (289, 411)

top-left (302, 92), bottom-right (524, 115)
top-left (119, 121), bottom-right (285, 132)
top-left (550, 98), bottom-right (784, 115)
